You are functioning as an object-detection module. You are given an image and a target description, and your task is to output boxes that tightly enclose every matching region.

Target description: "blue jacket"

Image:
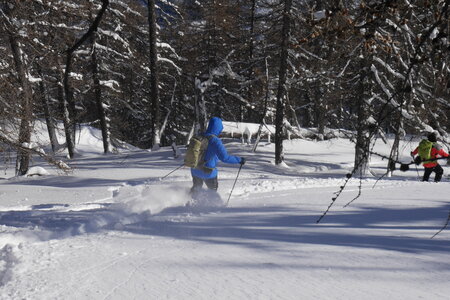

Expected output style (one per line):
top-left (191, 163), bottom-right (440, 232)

top-left (191, 117), bottom-right (242, 179)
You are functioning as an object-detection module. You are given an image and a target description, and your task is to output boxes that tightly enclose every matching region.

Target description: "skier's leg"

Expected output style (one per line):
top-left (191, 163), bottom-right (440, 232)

top-left (190, 175), bottom-right (204, 194)
top-left (422, 167), bottom-right (433, 181)
top-left (204, 177), bottom-right (218, 191)
top-left (204, 177), bottom-right (222, 205)
top-left (434, 165), bottom-right (444, 182)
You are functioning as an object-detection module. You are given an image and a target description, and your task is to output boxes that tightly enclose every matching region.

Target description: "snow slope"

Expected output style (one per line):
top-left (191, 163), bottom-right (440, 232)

top-left (0, 127), bottom-right (449, 300)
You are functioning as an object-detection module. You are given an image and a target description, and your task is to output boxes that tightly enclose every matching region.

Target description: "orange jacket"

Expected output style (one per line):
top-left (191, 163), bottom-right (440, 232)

top-left (412, 145), bottom-right (449, 168)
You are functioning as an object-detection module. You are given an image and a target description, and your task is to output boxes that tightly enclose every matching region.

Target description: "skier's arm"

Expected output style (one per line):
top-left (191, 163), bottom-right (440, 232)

top-left (211, 138), bottom-right (241, 164)
top-left (437, 148), bottom-right (449, 158)
top-left (434, 144), bottom-right (449, 158)
top-left (411, 147), bottom-right (419, 156)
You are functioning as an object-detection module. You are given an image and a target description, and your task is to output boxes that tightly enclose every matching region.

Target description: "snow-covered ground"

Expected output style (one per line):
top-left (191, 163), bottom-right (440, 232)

top-left (1, 126), bottom-right (449, 300)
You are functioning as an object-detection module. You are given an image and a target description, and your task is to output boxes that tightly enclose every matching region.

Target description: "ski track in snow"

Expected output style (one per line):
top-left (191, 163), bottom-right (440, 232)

top-left (2, 175), bottom-right (410, 246)
top-left (0, 244), bottom-right (17, 287)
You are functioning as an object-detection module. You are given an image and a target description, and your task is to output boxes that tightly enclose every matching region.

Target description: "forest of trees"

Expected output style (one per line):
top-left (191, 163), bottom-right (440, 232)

top-left (0, 0), bottom-right (449, 175)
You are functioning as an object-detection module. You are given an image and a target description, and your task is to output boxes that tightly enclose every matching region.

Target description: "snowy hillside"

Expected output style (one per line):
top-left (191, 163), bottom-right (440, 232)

top-left (1, 125), bottom-right (449, 300)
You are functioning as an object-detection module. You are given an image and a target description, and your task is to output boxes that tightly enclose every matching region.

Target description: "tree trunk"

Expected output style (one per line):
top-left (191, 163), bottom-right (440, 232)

top-left (314, 87), bottom-right (326, 139)
top-left (61, 55), bottom-right (76, 158)
top-left (92, 32), bottom-right (110, 154)
top-left (63, 51), bottom-right (77, 142)
top-left (354, 65), bottom-right (371, 176)
top-left (253, 57), bottom-right (270, 152)
top-left (159, 81), bottom-right (178, 143)
top-left (243, 0), bottom-right (257, 121)
top-left (37, 66), bottom-right (59, 153)
top-left (147, 0), bottom-right (161, 150)
top-left (274, 0), bottom-right (292, 165)
top-left (194, 78), bottom-right (208, 133)
top-left (387, 73), bottom-right (415, 173)
top-left (285, 93), bottom-right (302, 132)
top-left (387, 120), bottom-right (401, 177)
top-left (8, 33), bottom-right (33, 176)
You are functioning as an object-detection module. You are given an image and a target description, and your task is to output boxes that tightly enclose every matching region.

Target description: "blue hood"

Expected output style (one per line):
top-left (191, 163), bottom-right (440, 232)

top-left (205, 117), bottom-right (223, 136)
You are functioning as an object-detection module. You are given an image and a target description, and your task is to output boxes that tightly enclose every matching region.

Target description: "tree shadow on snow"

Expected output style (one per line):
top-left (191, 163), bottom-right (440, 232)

top-left (122, 202), bottom-right (450, 254)
top-left (0, 200), bottom-right (449, 255)
top-left (1, 174), bottom-right (181, 189)
top-left (69, 150), bottom-right (184, 171)
top-left (0, 203), bottom-right (119, 239)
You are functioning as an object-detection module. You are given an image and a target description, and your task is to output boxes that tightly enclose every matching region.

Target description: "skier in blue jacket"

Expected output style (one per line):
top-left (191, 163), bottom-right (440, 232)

top-left (190, 117), bottom-right (245, 193)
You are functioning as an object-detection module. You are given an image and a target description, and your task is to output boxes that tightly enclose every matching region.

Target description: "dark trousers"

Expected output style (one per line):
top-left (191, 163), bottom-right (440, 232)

top-left (191, 175), bottom-right (218, 193)
top-left (422, 165), bottom-right (444, 182)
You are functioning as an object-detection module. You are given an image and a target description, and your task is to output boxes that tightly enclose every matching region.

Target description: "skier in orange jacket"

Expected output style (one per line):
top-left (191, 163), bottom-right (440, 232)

top-left (411, 132), bottom-right (449, 182)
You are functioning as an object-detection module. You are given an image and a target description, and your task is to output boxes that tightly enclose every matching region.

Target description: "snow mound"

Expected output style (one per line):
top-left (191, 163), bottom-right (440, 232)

top-left (32, 120), bottom-right (137, 155)
top-left (25, 167), bottom-right (50, 177)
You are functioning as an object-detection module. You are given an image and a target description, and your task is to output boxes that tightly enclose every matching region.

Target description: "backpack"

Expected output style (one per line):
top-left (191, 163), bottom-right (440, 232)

top-left (418, 139), bottom-right (434, 161)
top-left (184, 135), bottom-right (214, 169)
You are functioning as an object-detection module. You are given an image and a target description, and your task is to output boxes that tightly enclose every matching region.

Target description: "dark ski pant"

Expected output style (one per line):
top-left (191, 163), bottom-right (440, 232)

top-left (190, 175), bottom-right (218, 194)
top-left (422, 164), bottom-right (444, 182)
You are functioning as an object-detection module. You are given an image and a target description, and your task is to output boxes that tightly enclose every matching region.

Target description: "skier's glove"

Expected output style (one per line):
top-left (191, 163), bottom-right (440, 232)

top-left (240, 157), bottom-right (246, 165)
top-left (414, 156), bottom-right (422, 165)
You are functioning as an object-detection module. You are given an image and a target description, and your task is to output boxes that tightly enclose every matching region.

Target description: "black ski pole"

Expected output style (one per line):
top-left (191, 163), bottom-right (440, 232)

top-left (411, 153), bottom-right (420, 179)
top-left (399, 156), bottom-right (448, 172)
top-left (160, 164), bottom-right (184, 180)
top-left (225, 163), bottom-right (243, 207)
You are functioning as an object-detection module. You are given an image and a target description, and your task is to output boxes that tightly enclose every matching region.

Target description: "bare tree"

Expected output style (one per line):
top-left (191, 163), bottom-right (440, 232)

top-left (3, 2), bottom-right (33, 175)
top-left (37, 65), bottom-right (59, 153)
top-left (274, 0), bottom-right (292, 165)
top-left (91, 31), bottom-right (110, 154)
top-left (353, 60), bottom-right (372, 176)
top-left (63, 0), bottom-right (109, 158)
top-left (8, 35), bottom-right (33, 175)
top-left (147, 0), bottom-right (161, 150)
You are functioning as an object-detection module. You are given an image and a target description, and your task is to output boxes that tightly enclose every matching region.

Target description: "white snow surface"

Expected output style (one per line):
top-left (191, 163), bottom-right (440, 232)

top-left (1, 126), bottom-right (449, 300)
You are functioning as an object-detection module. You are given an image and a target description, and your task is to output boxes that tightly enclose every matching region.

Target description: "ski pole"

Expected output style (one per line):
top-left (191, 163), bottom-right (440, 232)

top-left (399, 156), bottom-right (448, 172)
top-left (225, 163), bottom-right (243, 207)
top-left (160, 164), bottom-right (184, 180)
top-left (411, 153), bottom-right (420, 179)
